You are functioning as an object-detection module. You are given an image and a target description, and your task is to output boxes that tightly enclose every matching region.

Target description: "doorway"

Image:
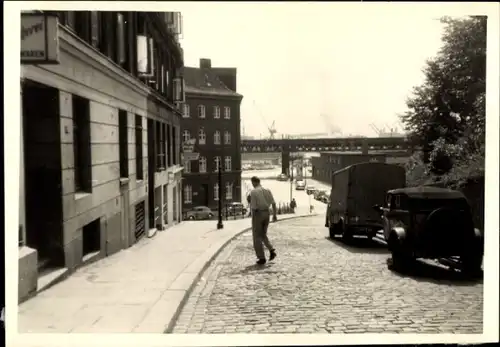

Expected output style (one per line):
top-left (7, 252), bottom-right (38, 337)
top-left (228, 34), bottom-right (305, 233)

top-left (22, 80), bottom-right (64, 270)
top-left (200, 184), bottom-right (209, 207)
top-left (147, 118), bottom-right (155, 228)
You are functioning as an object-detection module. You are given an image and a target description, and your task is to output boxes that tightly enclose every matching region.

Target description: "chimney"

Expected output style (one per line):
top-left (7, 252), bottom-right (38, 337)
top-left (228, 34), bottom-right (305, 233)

top-left (200, 58), bottom-right (211, 69)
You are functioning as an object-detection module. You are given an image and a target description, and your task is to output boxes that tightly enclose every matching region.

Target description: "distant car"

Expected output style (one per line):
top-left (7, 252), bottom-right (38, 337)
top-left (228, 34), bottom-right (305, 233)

top-left (225, 202), bottom-right (248, 216)
top-left (295, 180), bottom-right (306, 190)
top-left (277, 173), bottom-right (289, 181)
top-left (306, 186), bottom-right (316, 195)
top-left (314, 190), bottom-right (327, 200)
top-left (185, 206), bottom-right (214, 220)
top-left (374, 186), bottom-right (484, 276)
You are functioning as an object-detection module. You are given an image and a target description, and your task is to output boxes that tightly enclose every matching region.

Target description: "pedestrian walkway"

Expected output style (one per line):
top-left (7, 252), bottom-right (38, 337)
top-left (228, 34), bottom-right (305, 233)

top-left (18, 212), bottom-right (316, 333)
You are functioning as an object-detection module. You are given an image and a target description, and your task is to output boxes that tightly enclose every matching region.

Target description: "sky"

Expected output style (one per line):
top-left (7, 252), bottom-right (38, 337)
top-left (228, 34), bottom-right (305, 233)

top-left (175, 3), bottom-right (447, 138)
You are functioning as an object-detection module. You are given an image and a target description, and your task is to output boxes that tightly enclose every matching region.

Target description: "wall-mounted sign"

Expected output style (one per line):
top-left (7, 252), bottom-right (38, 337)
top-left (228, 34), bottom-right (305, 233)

top-left (21, 13), bottom-right (60, 64)
top-left (182, 138), bottom-right (196, 153)
top-left (183, 152), bottom-right (200, 161)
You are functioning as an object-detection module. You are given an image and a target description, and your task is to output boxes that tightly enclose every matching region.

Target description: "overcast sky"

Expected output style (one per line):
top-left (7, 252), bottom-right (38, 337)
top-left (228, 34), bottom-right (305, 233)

top-left (176, 3), bottom-right (449, 138)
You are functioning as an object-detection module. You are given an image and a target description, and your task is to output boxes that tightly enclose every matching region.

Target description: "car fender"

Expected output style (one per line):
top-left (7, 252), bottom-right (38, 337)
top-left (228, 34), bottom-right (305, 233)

top-left (390, 226), bottom-right (406, 242)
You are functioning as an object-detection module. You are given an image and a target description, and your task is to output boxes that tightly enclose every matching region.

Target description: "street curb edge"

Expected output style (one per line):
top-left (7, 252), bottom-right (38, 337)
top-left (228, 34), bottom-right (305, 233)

top-left (163, 213), bottom-right (319, 334)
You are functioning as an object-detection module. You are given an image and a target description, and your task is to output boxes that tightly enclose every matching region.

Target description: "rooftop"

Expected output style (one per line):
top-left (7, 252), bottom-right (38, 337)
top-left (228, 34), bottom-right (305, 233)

top-left (182, 59), bottom-right (242, 98)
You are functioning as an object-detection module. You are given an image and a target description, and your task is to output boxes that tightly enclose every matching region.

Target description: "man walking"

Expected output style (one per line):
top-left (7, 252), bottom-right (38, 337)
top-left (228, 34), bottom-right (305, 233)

top-left (249, 176), bottom-right (278, 265)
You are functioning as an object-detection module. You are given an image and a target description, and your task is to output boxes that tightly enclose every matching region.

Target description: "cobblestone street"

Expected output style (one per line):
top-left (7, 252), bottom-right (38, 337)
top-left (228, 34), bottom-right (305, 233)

top-left (172, 216), bottom-right (483, 334)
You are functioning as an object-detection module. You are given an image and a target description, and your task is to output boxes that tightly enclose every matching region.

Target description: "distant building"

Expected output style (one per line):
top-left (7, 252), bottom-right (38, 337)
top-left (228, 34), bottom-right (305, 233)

top-left (311, 152), bottom-right (387, 183)
top-left (181, 58), bottom-right (243, 211)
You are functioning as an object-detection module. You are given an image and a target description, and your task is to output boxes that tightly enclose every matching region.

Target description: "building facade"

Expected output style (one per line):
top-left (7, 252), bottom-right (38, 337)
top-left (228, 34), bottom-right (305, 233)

top-left (19, 11), bottom-right (185, 302)
top-left (181, 59), bottom-right (243, 212)
top-left (311, 152), bottom-right (387, 183)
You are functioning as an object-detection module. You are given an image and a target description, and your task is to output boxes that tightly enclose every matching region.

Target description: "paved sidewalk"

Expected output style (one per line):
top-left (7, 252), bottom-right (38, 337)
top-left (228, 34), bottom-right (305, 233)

top-left (18, 212), bottom-right (316, 333)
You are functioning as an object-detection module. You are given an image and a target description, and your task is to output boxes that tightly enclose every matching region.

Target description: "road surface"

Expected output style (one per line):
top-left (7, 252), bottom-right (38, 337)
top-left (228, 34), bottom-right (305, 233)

top-left (240, 169), bottom-right (330, 216)
top-left (172, 216), bottom-right (483, 334)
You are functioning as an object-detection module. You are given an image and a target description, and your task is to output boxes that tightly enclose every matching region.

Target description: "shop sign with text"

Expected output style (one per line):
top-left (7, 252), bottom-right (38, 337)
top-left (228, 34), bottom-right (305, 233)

top-left (21, 13), bottom-right (60, 64)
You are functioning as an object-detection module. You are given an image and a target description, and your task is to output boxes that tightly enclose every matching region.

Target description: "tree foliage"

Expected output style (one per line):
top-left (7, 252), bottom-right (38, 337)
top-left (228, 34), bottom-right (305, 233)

top-left (401, 16), bottom-right (487, 186)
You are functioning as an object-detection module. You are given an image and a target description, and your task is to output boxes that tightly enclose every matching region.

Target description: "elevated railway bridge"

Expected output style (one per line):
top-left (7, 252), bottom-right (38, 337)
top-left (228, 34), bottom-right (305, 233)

top-left (241, 136), bottom-right (415, 174)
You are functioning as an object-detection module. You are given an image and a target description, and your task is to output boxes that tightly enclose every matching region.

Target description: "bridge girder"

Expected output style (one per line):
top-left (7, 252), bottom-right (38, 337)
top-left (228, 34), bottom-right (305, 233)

top-left (240, 136), bottom-right (413, 153)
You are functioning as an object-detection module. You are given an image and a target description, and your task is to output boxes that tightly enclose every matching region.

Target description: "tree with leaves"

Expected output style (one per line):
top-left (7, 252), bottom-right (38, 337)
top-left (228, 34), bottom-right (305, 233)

top-left (401, 16), bottom-right (486, 186)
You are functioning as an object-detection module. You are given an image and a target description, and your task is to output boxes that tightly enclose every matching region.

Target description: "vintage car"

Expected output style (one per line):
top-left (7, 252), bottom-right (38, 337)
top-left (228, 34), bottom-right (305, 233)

top-left (185, 206), bottom-right (214, 220)
top-left (295, 180), bottom-right (306, 190)
top-left (373, 186), bottom-right (483, 275)
top-left (306, 185), bottom-right (316, 195)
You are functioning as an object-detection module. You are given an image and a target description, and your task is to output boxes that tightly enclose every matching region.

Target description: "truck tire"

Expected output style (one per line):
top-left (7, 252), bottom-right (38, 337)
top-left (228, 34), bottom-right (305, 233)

top-left (341, 224), bottom-right (352, 243)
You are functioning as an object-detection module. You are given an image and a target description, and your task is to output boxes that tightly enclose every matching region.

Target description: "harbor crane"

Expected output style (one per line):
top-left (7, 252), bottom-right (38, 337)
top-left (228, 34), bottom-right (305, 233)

top-left (253, 100), bottom-right (277, 139)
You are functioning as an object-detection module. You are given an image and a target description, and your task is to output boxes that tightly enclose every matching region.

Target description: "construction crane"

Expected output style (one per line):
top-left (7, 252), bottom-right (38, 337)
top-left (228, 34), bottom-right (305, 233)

top-left (369, 123), bottom-right (382, 136)
top-left (253, 100), bottom-right (277, 139)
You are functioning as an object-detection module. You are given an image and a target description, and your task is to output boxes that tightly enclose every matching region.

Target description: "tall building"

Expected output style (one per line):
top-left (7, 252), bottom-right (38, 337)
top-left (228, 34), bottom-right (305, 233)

top-left (19, 11), bottom-right (185, 301)
top-left (181, 58), bottom-right (243, 212)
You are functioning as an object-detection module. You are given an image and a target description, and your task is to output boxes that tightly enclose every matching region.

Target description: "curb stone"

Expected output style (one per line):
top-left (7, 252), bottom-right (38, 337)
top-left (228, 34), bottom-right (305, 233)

top-left (163, 213), bottom-right (319, 333)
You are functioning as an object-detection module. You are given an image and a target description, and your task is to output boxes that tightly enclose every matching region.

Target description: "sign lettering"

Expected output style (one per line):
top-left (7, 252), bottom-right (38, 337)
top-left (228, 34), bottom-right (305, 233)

top-left (21, 14), bottom-right (60, 64)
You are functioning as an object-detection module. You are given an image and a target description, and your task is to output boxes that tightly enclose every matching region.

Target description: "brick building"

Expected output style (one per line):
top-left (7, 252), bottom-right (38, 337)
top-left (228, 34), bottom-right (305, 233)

top-left (311, 152), bottom-right (387, 184)
top-left (181, 58), bottom-right (243, 212)
top-left (19, 11), bottom-right (185, 301)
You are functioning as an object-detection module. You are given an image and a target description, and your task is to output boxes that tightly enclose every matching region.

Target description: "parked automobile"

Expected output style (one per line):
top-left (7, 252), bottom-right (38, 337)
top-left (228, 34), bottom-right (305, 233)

top-left (225, 202), bottom-right (248, 216)
top-left (185, 206), bottom-right (214, 220)
top-left (277, 173), bottom-right (289, 181)
top-left (306, 185), bottom-right (316, 195)
top-left (373, 186), bottom-right (484, 276)
top-left (295, 180), bottom-right (306, 190)
top-left (319, 193), bottom-right (330, 203)
top-left (325, 162), bottom-right (406, 241)
top-left (314, 190), bottom-right (327, 200)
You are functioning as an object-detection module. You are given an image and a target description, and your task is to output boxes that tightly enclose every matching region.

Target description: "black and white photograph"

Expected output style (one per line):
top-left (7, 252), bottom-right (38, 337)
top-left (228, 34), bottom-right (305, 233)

top-left (6, 1), bottom-right (499, 346)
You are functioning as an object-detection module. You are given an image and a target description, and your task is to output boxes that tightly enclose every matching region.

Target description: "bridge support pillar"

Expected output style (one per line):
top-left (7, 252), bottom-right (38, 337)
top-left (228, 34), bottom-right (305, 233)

top-left (361, 139), bottom-right (369, 155)
top-left (281, 151), bottom-right (290, 175)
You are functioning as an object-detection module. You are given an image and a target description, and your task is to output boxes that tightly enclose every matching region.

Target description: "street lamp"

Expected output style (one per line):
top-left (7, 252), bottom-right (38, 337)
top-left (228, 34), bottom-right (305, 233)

top-left (217, 163), bottom-right (223, 229)
top-left (217, 131), bottom-right (224, 230)
top-left (289, 157), bottom-right (294, 203)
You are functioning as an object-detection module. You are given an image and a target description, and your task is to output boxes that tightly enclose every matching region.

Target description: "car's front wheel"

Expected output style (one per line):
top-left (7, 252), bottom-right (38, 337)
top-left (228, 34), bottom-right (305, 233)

top-left (387, 234), bottom-right (413, 272)
top-left (460, 252), bottom-right (483, 277)
top-left (208, 213), bottom-right (214, 219)
top-left (188, 215), bottom-right (195, 220)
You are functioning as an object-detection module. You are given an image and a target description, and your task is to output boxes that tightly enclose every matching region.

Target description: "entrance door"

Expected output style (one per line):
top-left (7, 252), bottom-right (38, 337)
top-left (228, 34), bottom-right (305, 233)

top-left (200, 184), bottom-right (209, 207)
top-left (22, 80), bottom-right (64, 269)
top-left (147, 119), bottom-right (155, 229)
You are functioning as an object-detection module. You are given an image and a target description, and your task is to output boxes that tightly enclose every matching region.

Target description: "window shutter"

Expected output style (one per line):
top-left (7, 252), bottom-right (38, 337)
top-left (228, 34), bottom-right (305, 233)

top-left (117, 13), bottom-right (126, 64)
top-left (90, 11), bottom-right (99, 48)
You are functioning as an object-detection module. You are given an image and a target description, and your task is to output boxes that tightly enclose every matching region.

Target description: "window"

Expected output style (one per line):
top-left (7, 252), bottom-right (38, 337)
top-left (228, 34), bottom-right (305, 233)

top-left (118, 109), bottom-right (129, 178)
top-left (214, 130), bottom-right (221, 145)
top-left (184, 185), bottom-right (192, 204)
top-left (182, 130), bottom-right (191, 143)
top-left (173, 125), bottom-right (178, 165)
top-left (198, 105), bottom-right (205, 118)
top-left (183, 104), bottom-right (190, 118)
top-left (224, 131), bottom-right (231, 145)
top-left (72, 94), bottom-right (92, 192)
top-left (135, 115), bottom-right (143, 180)
top-left (213, 106), bottom-right (220, 119)
top-left (167, 124), bottom-right (172, 167)
top-left (224, 156), bottom-right (232, 172)
top-left (199, 156), bottom-right (207, 173)
top-left (184, 159), bottom-right (191, 173)
top-left (225, 182), bottom-right (233, 200)
top-left (156, 122), bottom-right (166, 170)
top-left (214, 156), bottom-right (221, 172)
top-left (198, 128), bottom-right (206, 145)
top-left (224, 106), bottom-right (231, 119)
top-left (214, 183), bottom-right (219, 201)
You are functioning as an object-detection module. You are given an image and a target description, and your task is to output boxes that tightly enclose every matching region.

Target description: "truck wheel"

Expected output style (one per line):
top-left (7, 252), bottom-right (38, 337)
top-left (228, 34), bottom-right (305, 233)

top-left (461, 253), bottom-right (483, 278)
top-left (341, 225), bottom-right (352, 243)
top-left (328, 224), bottom-right (335, 239)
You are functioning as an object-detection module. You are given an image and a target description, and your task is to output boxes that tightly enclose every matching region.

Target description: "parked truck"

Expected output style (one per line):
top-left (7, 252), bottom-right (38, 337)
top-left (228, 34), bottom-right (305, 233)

top-left (325, 162), bottom-right (406, 241)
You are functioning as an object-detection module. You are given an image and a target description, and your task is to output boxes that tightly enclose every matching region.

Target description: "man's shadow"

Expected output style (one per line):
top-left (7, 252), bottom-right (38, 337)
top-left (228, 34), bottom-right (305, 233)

top-left (238, 263), bottom-right (274, 274)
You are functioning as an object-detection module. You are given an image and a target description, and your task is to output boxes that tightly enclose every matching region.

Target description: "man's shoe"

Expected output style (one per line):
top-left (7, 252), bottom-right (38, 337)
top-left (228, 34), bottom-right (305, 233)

top-left (256, 259), bottom-right (266, 265)
top-left (269, 250), bottom-right (277, 261)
